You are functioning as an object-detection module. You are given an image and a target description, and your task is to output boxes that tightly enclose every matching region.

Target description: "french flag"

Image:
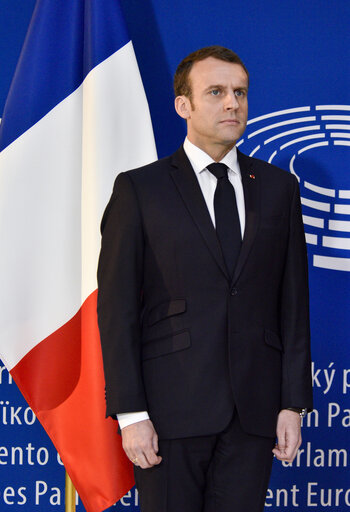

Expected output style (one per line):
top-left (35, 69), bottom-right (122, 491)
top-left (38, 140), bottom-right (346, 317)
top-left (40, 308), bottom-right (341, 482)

top-left (0, 1), bottom-right (157, 511)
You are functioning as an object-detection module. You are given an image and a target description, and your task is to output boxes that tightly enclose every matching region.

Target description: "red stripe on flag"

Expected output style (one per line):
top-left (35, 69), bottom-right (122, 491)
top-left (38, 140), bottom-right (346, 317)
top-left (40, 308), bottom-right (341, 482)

top-left (11, 290), bottom-right (134, 512)
top-left (11, 306), bottom-right (81, 410)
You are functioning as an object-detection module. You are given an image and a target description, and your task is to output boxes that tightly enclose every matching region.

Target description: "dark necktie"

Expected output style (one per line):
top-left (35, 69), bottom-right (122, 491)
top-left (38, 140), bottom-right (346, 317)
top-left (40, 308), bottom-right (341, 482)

top-left (207, 163), bottom-right (242, 277)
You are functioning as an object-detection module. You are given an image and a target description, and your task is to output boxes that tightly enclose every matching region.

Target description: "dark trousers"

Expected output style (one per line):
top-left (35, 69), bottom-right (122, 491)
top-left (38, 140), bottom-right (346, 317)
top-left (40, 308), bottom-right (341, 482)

top-left (134, 411), bottom-right (275, 512)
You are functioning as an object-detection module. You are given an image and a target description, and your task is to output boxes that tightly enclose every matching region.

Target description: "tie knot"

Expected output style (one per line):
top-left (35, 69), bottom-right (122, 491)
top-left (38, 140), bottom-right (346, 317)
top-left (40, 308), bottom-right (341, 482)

top-left (207, 163), bottom-right (228, 180)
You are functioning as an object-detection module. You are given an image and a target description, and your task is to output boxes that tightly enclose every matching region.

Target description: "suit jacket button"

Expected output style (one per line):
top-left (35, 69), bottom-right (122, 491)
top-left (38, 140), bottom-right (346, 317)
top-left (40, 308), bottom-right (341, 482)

top-left (230, 288), bottom-right (237, 296)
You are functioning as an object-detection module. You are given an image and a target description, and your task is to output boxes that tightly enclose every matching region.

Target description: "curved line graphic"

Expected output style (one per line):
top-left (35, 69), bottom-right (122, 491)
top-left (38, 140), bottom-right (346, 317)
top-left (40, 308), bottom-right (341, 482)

top-left (305, 233), bottom-right (318, 245)
top-left (314, 255), bottom-right (350, 271)
top-left (329, 220), bottom-right (350, 232)
top-left (264, 125), bottom-right (321, 145)
top-left (280, 133), bottom-right (325, 150)
top-left (247, 106), bottom-right (310, 125)
top-left (249, 145), bottom-right (260, 156)
top-left (339, 190), bottom-right (350, 199)
top-left (330, 132), bottom-right (350, 139)
top-left (303, 215), bottom-right (324, 228)
top-left (316, 105), bottom-right (350, 111)
top-left (298, 141), bottom-right (328, 154)
top-left (334, 140), bottom-right (350, 147)
top-left (268, 150), bottom-right (277, 163)
top-left (301, 197), bottom-right (330, 212)
top-left (248, 117), bottom-right (316, 139)
top-left (322, 236), bottom-right (350, 250)
top-left (334, 204), bottom-right (350, 215)
top-left (321, 115), bottom-right (350, 121)
top-left (325, 124), bottom-right (350, 131)
top-left (304, 181), bottom-right (335, 197)
top-left (289, 154), bottom-right (300, 181)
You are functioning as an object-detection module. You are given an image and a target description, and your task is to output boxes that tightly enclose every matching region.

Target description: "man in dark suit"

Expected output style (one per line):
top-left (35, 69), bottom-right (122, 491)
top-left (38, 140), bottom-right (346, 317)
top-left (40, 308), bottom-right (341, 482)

top-left (97, 46), bottom-right (313, 512)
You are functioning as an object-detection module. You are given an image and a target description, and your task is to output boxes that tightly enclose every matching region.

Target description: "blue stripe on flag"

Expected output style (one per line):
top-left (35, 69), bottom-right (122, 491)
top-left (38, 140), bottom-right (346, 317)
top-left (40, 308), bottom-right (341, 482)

top-left (0, 0), bottom-right (129, 151)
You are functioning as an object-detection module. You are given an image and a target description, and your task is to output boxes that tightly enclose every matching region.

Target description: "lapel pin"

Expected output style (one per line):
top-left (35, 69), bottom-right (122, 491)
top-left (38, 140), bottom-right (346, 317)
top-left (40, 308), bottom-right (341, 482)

top-left (249, 174), bottom-right (255, 179)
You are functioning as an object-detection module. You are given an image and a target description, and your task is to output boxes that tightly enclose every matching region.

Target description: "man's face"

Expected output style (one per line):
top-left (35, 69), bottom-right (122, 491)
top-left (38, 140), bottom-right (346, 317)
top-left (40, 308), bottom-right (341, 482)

top-left (176, 57), bottom-right (248, 158)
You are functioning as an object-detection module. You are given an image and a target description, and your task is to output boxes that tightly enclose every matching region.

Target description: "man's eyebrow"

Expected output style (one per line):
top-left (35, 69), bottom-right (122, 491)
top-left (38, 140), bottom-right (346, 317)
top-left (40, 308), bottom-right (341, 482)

top-left (204, 84), bottom-right (249, 92)
top-left (204, 84), bottom-right (225, 91)
top-left (236, 86), bottom-right (249, 92)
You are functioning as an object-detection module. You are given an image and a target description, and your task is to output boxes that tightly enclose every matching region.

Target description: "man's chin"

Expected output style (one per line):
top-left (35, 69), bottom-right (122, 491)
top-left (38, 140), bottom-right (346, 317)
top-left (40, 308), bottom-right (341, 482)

top-left (216, 135), bottom-right (242, 147)
top-left (218, 127), bottom-right (245, 143)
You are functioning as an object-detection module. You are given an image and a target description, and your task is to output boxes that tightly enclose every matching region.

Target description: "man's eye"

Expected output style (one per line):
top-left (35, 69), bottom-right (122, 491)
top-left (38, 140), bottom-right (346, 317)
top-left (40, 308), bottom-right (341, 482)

top-left (235, 90), bottom-right (245, 97)
top-left (210, 89), bottom-right (220, 96)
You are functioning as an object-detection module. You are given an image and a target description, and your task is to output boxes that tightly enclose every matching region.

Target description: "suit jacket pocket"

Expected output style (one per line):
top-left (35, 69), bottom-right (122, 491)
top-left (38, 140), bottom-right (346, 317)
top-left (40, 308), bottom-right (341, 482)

top-left (148, 299), bottom-right (186, 326)
top-left (264, 329), bottom-right (283, 351)
top-left (142, 330), bottom-right (190, 360)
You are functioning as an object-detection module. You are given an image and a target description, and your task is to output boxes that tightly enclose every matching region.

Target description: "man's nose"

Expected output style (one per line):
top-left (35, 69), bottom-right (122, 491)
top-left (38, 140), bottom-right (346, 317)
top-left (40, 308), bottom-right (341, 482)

top-left (224, 92), bottom-right (239, 110)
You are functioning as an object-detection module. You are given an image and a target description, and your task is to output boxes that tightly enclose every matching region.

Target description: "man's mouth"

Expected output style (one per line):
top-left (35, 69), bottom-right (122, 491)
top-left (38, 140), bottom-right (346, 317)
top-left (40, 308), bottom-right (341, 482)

top-left (220, 119), bottom-right (239, 125)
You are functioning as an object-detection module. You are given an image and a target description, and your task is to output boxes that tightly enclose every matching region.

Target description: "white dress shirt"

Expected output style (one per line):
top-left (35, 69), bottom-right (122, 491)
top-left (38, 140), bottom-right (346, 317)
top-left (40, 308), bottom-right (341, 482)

top-left (183, 137), bottom-right (245, 236)
top-left (117, 138), bottom-right (246, 429)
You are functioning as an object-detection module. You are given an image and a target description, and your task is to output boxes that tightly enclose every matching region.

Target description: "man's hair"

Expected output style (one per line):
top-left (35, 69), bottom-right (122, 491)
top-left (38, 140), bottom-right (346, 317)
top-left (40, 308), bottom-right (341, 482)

top-left (174, 45), bottom-right (249, 100)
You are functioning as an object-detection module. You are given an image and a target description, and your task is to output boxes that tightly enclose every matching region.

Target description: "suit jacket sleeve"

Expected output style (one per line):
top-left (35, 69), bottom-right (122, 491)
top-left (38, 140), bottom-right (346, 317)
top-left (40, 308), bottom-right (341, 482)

top-left (280, 175), bottom-right (313, 410)
top-left (97, 172), bottom-right (147, 417)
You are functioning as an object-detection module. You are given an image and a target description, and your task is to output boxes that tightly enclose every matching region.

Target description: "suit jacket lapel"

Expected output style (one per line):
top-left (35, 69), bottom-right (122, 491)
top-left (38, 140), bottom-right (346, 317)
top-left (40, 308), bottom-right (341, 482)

top-left (170, 146), bottom-right (230, 281)
top-left (232, 149), bottom-right (260, 285)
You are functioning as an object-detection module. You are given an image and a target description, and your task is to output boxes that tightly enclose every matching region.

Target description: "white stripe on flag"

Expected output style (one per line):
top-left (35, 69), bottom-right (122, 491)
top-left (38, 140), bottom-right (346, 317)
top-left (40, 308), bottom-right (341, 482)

top-left (81, 42), bottom-right (157, 302)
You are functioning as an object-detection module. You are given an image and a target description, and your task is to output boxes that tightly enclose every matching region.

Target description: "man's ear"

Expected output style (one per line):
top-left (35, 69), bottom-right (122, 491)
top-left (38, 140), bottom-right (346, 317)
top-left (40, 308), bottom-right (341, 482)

top-left (174, 95), bottom-right (191, 120)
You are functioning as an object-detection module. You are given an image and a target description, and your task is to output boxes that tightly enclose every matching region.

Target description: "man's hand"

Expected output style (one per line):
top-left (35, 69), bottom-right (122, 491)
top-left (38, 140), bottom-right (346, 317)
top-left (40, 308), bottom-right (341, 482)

top-left (272, 409), bottom-right (302, 463)
top-left (121, 419), bottom-right (162, 469)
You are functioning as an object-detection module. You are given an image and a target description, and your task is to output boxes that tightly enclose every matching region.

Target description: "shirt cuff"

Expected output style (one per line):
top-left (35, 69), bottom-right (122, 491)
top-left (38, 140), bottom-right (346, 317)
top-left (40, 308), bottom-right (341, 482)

top-left (117, 411), bottom-right (150, 430)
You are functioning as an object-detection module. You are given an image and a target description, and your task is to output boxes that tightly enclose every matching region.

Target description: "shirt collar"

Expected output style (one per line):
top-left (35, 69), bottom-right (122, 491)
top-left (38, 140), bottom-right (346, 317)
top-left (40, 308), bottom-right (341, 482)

top-left (183, 137), bottom-right (240, 177)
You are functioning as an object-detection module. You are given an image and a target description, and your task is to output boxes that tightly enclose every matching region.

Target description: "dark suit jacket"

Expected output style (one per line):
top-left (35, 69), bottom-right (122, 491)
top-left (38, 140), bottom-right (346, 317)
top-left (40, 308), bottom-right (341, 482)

top-left (97, 146), bottom-right (313, 440)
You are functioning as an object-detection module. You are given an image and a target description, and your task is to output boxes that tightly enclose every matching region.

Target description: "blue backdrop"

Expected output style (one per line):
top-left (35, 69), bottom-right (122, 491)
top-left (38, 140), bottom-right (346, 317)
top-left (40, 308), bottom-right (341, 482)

top-left (0, 0), bottom-right (349, 510)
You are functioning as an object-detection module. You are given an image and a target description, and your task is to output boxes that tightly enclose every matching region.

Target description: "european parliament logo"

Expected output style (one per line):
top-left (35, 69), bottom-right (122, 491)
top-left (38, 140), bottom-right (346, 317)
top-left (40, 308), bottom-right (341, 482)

top-left (238, 105), bottom-right (350, 272)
